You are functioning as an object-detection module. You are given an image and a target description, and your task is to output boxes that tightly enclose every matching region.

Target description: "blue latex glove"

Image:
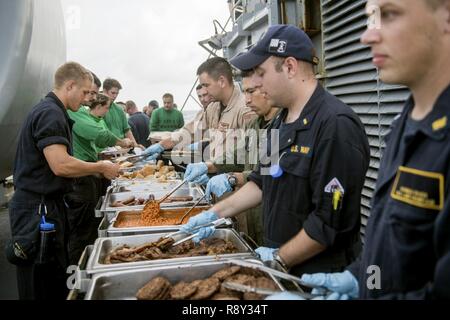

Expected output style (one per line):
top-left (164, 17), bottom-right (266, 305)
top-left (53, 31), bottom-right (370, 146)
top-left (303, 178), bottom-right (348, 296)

top-left (255, 247), bottom-right (277, 262)
top-left (191, 173), bottom-right (209, 186)
top-left (265, 291), bottom-right (306, 300)
top-left (300, 270), bottom-right (359, 300)
top-left (142, 143), bottom-right (164, 157)
top-left (179, 210), bottom-right (219, 242)
top-left (205, 174), bottom-right (232, 199)
top-left (187, 142), bottom-right (200, 151)
top-left (145, 153), bottom-right (159, 161)
top-left (184, 162), bottom-right (208, 182)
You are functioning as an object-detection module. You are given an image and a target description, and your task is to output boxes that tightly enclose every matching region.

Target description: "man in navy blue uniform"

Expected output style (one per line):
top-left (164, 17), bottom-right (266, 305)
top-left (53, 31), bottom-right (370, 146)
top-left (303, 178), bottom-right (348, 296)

top-left (180, 25), bottom-right (370, 276)
top-left (6, 62), bottom-right (120, 300)
top-left (270, 0), bottom-right (450, 300)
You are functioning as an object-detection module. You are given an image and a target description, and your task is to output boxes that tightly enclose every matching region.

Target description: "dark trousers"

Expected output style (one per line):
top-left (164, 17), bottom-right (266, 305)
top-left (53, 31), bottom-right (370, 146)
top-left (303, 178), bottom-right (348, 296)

top-left (65, 176), bottom-right (104, 265)
top-left (8, 189), bottom-right (69, 300)
top-left (17, 261), bottom-right (68, 300)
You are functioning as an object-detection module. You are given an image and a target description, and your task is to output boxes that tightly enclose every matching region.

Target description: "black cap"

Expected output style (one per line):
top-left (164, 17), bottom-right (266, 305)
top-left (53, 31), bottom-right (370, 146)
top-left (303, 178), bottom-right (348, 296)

top-left (230, 24), bottom-right (319, 71)
top-left (148, 100), bottom-right (159, 108)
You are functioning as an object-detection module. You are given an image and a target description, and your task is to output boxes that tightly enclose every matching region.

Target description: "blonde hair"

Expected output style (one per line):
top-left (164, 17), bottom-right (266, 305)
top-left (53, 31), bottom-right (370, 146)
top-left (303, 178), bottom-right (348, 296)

top-left (54, 62), bottom-right (93, 89)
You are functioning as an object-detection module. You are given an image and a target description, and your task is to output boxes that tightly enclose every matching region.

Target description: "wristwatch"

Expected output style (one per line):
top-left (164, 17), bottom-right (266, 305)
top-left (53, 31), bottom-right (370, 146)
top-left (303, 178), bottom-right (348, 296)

top-left (227, 173), bottom-right (238, 190)
top-left (273, 249), bottom-right (289, 270)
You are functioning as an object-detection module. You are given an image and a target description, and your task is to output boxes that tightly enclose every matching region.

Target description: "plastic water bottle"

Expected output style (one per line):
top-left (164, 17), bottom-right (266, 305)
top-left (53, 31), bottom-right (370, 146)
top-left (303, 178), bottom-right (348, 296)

top-left (37, 216), bottom-right (56, 264)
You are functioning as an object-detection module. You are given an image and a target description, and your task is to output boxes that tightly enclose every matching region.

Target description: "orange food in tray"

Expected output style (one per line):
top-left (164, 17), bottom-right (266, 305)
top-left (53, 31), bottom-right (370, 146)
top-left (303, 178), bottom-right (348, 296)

top-left (113, 207), bottom-right (209, 228)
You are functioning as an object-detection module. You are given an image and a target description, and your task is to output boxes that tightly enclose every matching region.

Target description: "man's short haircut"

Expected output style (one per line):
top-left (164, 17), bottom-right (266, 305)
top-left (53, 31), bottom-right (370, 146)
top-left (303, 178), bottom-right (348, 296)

top-left (273, 56), bottom-right (314, 74)
top-left (89, 93), bottom-right (110, 109)
top-left (90, 71), bottom-right (101, 88)
top-left (196, 57), bottom-right (233, 84)
top-left (196, 84), bottom-right (203, 91)
top-left (163, 93), bottom-right (174, 100)
top-left (125, 100), bottom-right (137, 110)
top-left (54, 62), bottom-right (93, 89)
top-left (103, 78), bottom-right (122, 91)
top-left (240, 70), bottom-right (254, 78)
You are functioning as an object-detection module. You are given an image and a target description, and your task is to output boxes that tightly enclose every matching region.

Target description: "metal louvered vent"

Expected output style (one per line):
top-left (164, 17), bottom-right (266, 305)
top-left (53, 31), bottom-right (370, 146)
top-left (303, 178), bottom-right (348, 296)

top-left (321, 0), bottom-right (410, 239)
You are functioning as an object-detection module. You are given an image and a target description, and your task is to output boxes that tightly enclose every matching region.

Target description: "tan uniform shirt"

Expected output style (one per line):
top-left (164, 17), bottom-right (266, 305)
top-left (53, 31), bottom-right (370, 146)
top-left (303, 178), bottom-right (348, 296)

top-left (204, 85), bottom-right (257, 163)
top-left (171, 109), bottom-right (207, 147)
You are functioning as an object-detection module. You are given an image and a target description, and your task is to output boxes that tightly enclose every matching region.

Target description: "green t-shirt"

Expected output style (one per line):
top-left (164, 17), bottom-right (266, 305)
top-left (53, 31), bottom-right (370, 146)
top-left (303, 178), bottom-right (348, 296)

top-left (95, 118), bottom-right (110, 153)
top-left (104, 102), bottom-right (130, 139)
top-left (150, 108), bottom-right (184, 132)
top-left (68, 106), bottom-right (119, 162)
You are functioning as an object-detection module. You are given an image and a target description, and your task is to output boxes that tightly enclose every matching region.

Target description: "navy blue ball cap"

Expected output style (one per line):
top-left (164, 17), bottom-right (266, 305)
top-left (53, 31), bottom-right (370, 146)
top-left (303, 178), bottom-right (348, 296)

top-left (230, 24), bottom-right (319, 71)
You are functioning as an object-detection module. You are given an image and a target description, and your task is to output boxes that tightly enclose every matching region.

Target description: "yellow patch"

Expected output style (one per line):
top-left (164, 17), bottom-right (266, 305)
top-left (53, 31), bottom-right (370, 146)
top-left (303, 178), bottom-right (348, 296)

top-left (303, 118), bottom-right (308, 125)
top-left (291, 145), bottom-right (299, 153)
top-left (300, 146), bottom-right (310, 154)
top-left (432, 116), bottom-right (447, 131)
top-left (390, 166), bottom-right (444, 210)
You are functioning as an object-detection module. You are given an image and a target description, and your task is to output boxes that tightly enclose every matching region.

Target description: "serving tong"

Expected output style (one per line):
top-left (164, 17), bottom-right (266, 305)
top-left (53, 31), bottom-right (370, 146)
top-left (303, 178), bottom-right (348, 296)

top-left (221, 282), bottom-right (317, 299)
top-left (225, 259), bottom-right (332, 296)
top-left (175, 194), bottom-right (208, 225)
top-left (164, 218), bottom-right (232, 247)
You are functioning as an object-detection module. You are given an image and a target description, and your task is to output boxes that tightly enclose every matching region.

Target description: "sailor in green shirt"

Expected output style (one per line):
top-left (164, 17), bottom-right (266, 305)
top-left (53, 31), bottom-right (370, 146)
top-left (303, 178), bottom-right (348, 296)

top-left (150, 93), bottom-right (184, 132)
top-left (102, 78), bottom-right (139, 145)
top-left (204, 71), bottom-right (280, 244)
top-left (69, 94), bottom-right (133, 162)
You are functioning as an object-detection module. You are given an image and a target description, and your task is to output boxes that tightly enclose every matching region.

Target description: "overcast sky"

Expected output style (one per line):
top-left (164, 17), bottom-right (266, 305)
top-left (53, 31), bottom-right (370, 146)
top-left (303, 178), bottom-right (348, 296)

top-left (61, 0), bottom-right (230, 111)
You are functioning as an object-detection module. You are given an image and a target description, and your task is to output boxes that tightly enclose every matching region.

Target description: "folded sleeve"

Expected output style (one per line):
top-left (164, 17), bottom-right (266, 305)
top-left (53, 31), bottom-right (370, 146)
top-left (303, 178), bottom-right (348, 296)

top-left (33, 107), bottom-right (70, 152)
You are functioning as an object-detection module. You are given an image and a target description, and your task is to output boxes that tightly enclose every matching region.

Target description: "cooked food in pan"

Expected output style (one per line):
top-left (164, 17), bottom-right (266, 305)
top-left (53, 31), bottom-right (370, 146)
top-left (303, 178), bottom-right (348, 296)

top-left (119, 163), bottom-right (176, 181)
top-left (135, 265), bottom-right (280, 300)
top-left (113, 207), bottom-right (207, 227)
top-left (103, 237), bottom-right (237, 264)
top-left (110, 195), bottom-right (193, 208)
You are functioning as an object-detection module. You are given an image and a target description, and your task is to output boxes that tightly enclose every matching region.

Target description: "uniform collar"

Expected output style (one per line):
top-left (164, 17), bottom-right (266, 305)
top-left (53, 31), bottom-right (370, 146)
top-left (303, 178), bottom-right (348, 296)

top-left (402, 84), bottom-right (450, 141)
top-left (46, 92), bottom-right (74, 127)
top-left (274, 82), bottom-right (325, 131)
top-left (259, 109), bottom-right (283, 129)
top-left (268, 85), bottom-right (325, 152)
top-left (373, 84), bottom-right (450, 196)
top-left (46, 92), bottom-right (66, 111)
top-left (221, 84), bottom-right (242, 114)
